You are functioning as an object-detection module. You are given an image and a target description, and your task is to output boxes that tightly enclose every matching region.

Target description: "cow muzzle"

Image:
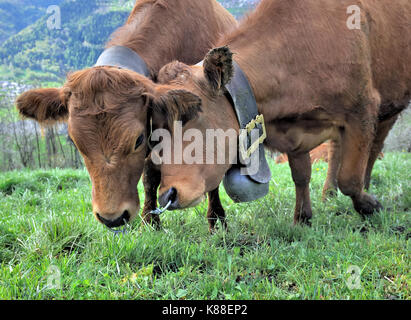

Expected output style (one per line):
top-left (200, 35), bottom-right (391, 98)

top-left (96, 210), bottom-right (130, 228)
top-left (93, 201), bottom-right (139, 228)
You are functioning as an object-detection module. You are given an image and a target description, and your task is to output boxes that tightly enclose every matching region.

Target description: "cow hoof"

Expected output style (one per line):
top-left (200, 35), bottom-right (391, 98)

top-left (294, 212), bottom-right (312, 227)
top-left (208, 219), bottom-right (228, 234)
top-left (142, 211), bottom-right (162, 230)
top-left (322, 187), bottom-right (338, 202)
top-left (354, 194), bottom-right (383, 216)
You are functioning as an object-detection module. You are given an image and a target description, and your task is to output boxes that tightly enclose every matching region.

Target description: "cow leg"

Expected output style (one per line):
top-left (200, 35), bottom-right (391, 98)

top-left (364, 115), bottom-right (398, 190)
top-left (322, 140), bottom-right (341, 201)
top-left (288, 153), bottom-right (313, 226)
top-left (142, 157), bottom-right (161, 229)
top-left (337, 124), bottom-right (383, 216)
top-left (207, 186), bottom-right (227, 232)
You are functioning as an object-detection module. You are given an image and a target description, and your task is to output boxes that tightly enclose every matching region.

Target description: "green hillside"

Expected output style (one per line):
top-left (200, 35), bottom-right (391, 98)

top-left (0, 0), bottom-right (259, 85)
top-left (0, 0), bottom-right (133, 84)
top-left (0, 0), bottom-right (65, 44)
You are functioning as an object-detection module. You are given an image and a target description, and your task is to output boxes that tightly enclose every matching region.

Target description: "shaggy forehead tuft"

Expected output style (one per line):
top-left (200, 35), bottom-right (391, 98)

top-left (66, 67), bottom-right (149, 116)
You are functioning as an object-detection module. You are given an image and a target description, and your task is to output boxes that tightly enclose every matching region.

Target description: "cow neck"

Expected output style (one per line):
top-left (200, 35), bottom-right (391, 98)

top-left (195, 59), bottom-right (259, 129)
top-left (94, 45), bottom-right (150, 78)
top-left (197, 59), bottom-right (272, 184)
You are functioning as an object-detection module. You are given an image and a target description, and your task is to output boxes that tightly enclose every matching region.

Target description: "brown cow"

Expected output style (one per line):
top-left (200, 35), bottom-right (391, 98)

top-left (15, 0), bottom-right (237, 228)
top-left (146, 0), bottom-right (410, 226)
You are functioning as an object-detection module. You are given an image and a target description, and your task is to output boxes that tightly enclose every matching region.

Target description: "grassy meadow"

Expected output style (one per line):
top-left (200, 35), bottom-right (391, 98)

top-left (0, 152), bottom-right (409, 300)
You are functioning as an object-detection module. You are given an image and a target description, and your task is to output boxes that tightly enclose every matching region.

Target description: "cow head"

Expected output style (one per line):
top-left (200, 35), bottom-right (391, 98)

top-left (16, 66), bottom-right (201, 228)
top-left (151, 47), bottom-right (240, 210)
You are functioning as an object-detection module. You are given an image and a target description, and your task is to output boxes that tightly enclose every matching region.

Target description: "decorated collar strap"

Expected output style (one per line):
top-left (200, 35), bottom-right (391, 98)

top-left (95, 46), bottom-right (150, 77)
top-left (239, 114), bottom-right (267, 161)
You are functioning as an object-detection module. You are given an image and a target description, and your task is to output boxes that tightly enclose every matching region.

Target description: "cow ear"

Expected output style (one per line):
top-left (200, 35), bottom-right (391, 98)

top-left (151, 89), bottom-right (202, 128)
top-left (16, 88), bottom-right (70, 124)
top-left (203, 46), bottom-right (234, 92)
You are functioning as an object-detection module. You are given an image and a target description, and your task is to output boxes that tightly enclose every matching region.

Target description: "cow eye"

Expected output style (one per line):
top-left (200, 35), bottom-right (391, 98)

top-left (134, 134), bottom-right (145, 151)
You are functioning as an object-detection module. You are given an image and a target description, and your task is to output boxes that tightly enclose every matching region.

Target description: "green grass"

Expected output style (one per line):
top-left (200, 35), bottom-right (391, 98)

top-left (0, 153), bottom-right (410, 300)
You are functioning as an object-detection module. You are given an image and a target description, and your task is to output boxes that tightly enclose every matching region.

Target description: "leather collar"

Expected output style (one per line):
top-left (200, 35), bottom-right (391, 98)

top-left (95, 46), bottom-right (150, 77)
top-left (225, 61), bottom-right (271, 184)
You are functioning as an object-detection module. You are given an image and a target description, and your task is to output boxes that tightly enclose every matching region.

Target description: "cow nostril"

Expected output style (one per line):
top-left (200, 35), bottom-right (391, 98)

top-left (169, 188), bottom-right (177, 203)
top-left (122, 210), bottom-right (130, 222)
top-left (159, 187), bottom-right (178, 208)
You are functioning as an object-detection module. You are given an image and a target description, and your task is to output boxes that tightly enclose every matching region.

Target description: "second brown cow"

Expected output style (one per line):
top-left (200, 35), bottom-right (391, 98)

top-left (148, 0), bottom-right (410, 226)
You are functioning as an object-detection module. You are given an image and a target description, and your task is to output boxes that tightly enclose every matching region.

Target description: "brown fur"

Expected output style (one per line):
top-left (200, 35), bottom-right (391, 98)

top-left (276, 143), bottom-right (384, 164)
top-left (276, 143), bottom-right (330, 164)
top-left (15, 0), bottom-right (237, 226)
top-left (151, 0), bottom-right (410, 225)
top-left (109, 0), bottom-right (237, 76)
